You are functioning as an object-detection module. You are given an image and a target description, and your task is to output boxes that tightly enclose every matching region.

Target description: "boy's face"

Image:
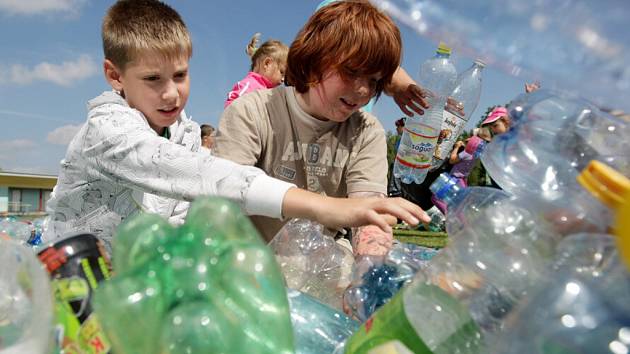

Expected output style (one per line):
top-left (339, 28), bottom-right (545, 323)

top-left (105, 53), bottom-right (190, 135)
top-left (305, 70), bottom-right (380, 122)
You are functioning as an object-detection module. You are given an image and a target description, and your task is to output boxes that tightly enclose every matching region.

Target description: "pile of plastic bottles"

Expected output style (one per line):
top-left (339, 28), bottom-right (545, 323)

top-left (343, 90), bottom-right (630, 353)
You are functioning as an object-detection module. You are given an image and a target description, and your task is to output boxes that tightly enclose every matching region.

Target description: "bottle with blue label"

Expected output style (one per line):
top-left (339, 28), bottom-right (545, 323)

top-left (394, 42), bottom-right (458, 184)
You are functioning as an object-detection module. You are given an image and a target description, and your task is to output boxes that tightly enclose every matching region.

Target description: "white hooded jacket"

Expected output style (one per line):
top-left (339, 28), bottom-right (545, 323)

top-left (44, 91), bottom-right (293, 252)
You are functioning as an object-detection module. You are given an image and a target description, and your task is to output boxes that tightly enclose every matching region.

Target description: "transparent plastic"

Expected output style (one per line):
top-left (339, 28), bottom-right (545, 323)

top-left (270, 219), bottom-right (354, 310)
top-left (482, 90), bottom-right (629, 232)
top-left (372, 0), bottom-right (630, 114)
top-left (492, 233), bottom-right (630, 354)
top-left (343, 242), bottom-right (439, 322)
top-left (288, 289), bottom-right (359, 354)
top-left (0, 239), bottom-right (54, 354)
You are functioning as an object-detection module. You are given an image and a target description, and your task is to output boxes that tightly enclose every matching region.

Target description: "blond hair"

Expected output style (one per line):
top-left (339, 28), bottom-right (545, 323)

top-left (102, 0), bottom-right (193, 70)
top-left (245, 33), bottom-right (288, 72)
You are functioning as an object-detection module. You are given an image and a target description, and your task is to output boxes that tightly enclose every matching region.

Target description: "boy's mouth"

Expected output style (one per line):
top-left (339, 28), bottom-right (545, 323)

top-left (158, 106), bottom-right (179, 116)
top-left (340, 97), bottom-right (358, 110)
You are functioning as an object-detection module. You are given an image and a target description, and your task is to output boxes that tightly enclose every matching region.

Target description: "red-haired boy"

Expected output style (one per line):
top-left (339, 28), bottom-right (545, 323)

top-left (215, 1), bottom-right (403, 256)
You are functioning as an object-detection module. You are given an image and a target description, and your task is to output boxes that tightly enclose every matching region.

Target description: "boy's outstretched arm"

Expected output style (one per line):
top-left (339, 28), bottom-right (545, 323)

top-left (281, 188), bottom-right (428, 234)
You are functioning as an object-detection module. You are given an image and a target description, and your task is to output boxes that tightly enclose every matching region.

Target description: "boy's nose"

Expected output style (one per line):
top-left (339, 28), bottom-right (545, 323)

top-left (162, 81), bottom-right (178, 101)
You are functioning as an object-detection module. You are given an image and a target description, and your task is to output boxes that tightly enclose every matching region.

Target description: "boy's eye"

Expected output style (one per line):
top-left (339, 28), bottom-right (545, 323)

top-left (144, 75), bottom-right (160, 81)
top-left (174, 71), bottom-right (188, 79)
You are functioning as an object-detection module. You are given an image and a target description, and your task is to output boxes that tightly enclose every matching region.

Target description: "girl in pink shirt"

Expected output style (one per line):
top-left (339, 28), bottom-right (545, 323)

top-left (224, 33), bottom-right (288, 107)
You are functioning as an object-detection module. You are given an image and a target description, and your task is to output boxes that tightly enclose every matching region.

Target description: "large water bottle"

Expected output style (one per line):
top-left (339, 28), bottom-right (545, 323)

top-left (432, 59), bottom-right (485, 169)
top-left (344, 189), bottom-right (559, 353)
top-left (394, 42), bottom-right (458, 184)
top-left (491, 233), bottom-right (630, 354)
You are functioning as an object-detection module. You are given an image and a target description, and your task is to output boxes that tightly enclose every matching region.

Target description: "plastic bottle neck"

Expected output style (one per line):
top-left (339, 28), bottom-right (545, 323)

top-left (430, 173), bottom-right (464, 206)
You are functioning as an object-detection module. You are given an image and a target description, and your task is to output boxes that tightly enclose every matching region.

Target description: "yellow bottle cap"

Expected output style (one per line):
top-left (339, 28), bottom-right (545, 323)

top-left (577, 160), bottom-right (630, 210)
top-left (616, 192), bottom-right (630, 271)
top-left (436, 42), bottom-right (452, 55)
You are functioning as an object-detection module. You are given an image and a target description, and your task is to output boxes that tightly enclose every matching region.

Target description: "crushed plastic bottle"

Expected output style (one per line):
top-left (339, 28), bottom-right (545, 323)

top-left (394, 42), bottom-right (458, 184)
top-left (92, 197), bottom-right (294, 354)
top-left (0, 238), bottom-right (54, 354)
top-left (432, 59), bottom-right (485, 168)
top-left (288, 289), bottom-right (359, 354)
top-left (270, 219), bottom-right (354, 310)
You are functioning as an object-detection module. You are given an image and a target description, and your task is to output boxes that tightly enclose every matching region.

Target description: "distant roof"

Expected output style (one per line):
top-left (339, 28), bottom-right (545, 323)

top-left (0, 171), bottom-right (57, 179)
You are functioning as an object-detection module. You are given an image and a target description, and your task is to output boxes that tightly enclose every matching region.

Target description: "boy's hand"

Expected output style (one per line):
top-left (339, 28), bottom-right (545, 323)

top-left (385, 66), bottom-right (430, 117)
top-left (392, 84), bottom-right (430, 117)
top-left (282, 189), bottom-right (428, 234)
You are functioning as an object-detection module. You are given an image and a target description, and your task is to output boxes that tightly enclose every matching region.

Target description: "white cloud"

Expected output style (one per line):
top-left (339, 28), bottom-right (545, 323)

top-left (46, 124), bottom-right (82, 145)
top-left (0, 54), bottom-right (98, 87)
top-left (0, 0), bottom-right (86, 15)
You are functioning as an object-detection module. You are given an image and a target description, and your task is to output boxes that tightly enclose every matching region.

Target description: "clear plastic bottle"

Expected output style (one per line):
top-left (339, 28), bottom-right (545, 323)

top-left (394, 42), bottom-right (458, 184)
top-left (429, 172), bottom-right (511, 236)
top-left (481, 91), bottom-right (630, 233)
top-left (432, 59), bottom-right (485, 169)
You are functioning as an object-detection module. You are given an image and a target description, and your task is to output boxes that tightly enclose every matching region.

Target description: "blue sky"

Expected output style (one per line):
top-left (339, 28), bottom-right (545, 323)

top-left (0, 0), bottom-right (542, 174)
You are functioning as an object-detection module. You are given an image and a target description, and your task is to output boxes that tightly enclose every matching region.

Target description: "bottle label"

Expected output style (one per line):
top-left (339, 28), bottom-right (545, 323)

top-left (344, 283), bottom-right (481, 354)
top-left (434, 109), bottom-right (467, 161)
top-left (396, 123), bottom-right (439, 169)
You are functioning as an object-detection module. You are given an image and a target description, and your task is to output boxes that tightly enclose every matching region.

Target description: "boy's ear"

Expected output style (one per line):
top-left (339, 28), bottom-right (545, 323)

top-left (103, 59), bottom-right (124, 92)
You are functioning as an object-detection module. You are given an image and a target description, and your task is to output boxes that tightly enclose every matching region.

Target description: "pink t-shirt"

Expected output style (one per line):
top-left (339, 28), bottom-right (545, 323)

top-left (224, 71), bottom-right (275, 108)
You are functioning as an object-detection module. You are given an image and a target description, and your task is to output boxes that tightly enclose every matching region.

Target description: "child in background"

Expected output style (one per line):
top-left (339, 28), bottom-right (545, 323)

top-left (200, 124), bottom-right (215, 151)
top-left (224, 33), bottom-right (288, 107)
top-left (481, 106), bottom-right (511, 136)
top-left (215, 0), bottom-right (403, 256)
top-left (43, 0), bottom-right (426, 253)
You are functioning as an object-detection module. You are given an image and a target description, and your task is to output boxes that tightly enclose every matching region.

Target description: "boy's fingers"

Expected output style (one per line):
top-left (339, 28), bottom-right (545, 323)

top-left (366, 210), bottom-right (394, 233)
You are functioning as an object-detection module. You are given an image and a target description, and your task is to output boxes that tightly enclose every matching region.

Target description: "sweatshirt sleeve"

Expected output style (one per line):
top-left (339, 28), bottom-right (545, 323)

top-left (82, 108), bottom-right (293, 219)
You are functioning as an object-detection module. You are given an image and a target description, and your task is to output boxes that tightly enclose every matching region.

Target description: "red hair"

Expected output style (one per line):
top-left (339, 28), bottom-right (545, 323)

top-left (286, 0), bottom-right (401, 97)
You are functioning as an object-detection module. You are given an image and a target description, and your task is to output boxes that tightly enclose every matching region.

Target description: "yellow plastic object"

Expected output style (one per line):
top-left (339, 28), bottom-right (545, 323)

top-left (577, 160), bottom-right (630, 210)
top-left (436, 42), bottom-right (452, 55)
top-left (616, 192), bottom-right (630, 270)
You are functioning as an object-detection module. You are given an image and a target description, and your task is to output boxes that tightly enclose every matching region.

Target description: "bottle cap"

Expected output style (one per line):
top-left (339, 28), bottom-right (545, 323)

top-left (577, 160), bottom-right (630, 210)
top-left (616, 192), bottom-right (630, 271)
top-left (436, 42), bottom-right (452, 55)
top-left (474, 59), bottom-right (486, 68)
